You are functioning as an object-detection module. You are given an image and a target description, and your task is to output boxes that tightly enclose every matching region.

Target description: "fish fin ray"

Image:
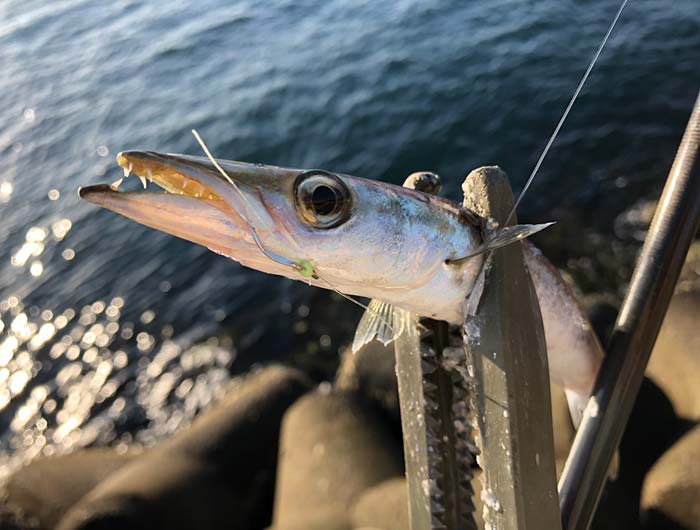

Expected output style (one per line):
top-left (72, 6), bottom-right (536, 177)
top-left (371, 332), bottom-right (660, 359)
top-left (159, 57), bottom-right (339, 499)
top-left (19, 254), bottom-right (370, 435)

top-left (486, 222), bottom-right (556, 251)
top-left (352, 299), bottom-right (406, 353)
top-left (450, 222), bottom-right (555, 263)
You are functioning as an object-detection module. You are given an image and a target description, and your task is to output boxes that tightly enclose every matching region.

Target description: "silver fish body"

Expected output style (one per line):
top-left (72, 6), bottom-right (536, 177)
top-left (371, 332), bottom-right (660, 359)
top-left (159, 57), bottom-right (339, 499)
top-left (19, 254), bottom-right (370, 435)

top-left (80, 151), bottom-right (602, 422)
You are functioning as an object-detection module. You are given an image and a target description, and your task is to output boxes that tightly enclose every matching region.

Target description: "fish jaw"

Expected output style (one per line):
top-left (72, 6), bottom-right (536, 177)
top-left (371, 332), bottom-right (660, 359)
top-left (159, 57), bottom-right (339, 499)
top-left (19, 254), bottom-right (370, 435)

top-left (78, 185), bottom-right (294, 277)
top-left (81, 151), bottom-right (484, 321)
top-left (79, 151), bottom-right (305, 279)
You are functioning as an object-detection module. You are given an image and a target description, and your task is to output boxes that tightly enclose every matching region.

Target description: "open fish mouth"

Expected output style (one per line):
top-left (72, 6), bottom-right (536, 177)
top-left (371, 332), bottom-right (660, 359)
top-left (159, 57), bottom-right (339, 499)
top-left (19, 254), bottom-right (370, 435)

top-left (79, 151), bottom-right (300, 276)
top-left (114, 151), bottom-right (224, 200)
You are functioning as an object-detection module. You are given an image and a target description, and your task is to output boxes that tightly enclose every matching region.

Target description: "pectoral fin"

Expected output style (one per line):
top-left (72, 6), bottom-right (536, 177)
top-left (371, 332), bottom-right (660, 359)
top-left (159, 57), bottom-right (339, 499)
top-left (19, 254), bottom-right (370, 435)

top-left (351, 299), bottom-right (411, 353)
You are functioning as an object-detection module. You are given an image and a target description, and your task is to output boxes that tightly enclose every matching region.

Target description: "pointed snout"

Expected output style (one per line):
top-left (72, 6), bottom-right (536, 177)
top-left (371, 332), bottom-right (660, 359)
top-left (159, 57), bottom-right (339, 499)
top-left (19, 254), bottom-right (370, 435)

top-left (78, 151), bottom-right (304, 278)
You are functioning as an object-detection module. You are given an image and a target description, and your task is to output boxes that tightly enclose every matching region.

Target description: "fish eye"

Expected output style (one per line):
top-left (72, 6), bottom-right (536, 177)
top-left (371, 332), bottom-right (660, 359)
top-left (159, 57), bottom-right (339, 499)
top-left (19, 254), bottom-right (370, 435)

top-left (293, 170), bottom-right (352, 229)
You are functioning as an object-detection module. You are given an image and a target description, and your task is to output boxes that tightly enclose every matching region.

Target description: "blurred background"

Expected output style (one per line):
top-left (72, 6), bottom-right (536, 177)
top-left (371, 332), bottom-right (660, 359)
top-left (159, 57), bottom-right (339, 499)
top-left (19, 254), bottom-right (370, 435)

top-left (0, 0), bottom-right (698, 480)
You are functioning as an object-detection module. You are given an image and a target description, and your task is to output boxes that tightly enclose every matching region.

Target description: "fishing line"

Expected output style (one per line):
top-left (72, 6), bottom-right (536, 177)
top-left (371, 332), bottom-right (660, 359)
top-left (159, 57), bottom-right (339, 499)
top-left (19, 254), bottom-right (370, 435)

top-left (316, 275), bottom-right (396, 328)
top-left (192, 129), bottom-right (300, 270)
top-left (192, 130), bottom-right (264, 228)
top-left (505, 0), bottom-right (631, 225)
top-left (192, 130), bottom-right (396, 334)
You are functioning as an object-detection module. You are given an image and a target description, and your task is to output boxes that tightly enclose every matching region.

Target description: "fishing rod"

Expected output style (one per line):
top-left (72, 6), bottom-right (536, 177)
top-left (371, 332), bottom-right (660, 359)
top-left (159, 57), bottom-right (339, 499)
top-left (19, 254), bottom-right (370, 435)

top-left (559, 90), bottom-right (700, 530)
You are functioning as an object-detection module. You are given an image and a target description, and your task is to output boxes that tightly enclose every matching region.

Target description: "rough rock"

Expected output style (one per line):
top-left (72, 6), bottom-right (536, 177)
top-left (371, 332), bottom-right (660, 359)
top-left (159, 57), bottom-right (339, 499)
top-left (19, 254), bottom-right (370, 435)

top-left (349, 477), bottom-right (408, 530)
top-left (646, 292), bottom-right (700, 420)
top-left (2, 449), bottom-right (139, 529)
top-left (336, 341), bottom-right (401, 431)
top-left (641, 426), bottom-right (700, 530)
top-left (271, 389), bottom-right (403, 530)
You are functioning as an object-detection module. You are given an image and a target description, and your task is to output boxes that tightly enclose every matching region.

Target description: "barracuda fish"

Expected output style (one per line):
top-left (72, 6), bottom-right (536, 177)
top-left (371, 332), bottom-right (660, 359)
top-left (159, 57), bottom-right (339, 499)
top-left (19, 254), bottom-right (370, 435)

top-left (80, 149), bottom-right (603, 425)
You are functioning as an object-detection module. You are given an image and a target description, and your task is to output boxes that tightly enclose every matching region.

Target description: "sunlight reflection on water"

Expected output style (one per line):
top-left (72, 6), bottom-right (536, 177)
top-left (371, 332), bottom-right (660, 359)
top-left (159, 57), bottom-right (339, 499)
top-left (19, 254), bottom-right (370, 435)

top-left (0, 292), bottom-right (235, 480)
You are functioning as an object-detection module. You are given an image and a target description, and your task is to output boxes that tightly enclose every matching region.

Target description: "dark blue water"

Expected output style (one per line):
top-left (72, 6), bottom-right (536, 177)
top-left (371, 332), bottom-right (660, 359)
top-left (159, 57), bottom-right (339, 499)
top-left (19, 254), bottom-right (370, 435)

top-left (1, 0), bottom-right (698, 477)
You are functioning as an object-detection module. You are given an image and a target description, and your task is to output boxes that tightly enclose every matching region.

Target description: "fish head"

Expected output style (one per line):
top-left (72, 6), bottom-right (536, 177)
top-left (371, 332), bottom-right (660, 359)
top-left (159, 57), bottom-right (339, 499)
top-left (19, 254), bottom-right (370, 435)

top-left (80, 151), bottom-right (483, 321)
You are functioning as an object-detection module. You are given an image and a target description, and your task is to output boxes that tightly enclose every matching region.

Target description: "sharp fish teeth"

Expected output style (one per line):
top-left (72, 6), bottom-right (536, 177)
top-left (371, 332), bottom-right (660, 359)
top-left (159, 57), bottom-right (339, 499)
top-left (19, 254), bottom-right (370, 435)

top-left (110, 178), bottom-right (123, 190)
top-left (123, 162), bottom-right (133, 178)
top-left (139, 175), bottom-right (147, 189)
top-left (147, 169), bottom-right (153, 182)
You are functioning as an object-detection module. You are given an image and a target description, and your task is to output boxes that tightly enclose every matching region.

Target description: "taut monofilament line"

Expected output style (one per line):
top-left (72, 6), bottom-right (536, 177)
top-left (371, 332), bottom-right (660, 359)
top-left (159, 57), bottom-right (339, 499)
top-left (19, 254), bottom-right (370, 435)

top-left (506, 0), bottom-right (631, 226)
